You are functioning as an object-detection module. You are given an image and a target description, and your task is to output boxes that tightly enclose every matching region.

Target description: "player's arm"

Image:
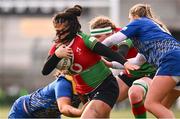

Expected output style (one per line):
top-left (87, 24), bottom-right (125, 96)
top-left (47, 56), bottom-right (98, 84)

top-left (86, 37), bottom-right (127, 66)
top-left (104, 39), bottom-right (131, 69)
top-left (57, 97), bottom-right (87, 117)
top-left (128, 53), bottom-right (147, 66)
top-left (102, 19), bottom-right (140, 47)
top-left (42, 54), bottom-right (61, 75)
top-left (106, 53), bottom-right (146, 69)
top-left (101, 57), bottom-right (124, 69)
top-left (42, 45), bottom-right (72, 75)
top-left (100, 44), bottom-right (129, 69)
top-left (102, 31), bottom-right (127, 47)
top-left (55, 77), bottom-right (87, 117)
top-left (82, 35), bottom-right (138, 70)
top-left (92, 41), bottom-right (139, 70)
top-left (101, 57), bottom-right (112, 67)
top-left (102, 38), bottom-right (133, 69)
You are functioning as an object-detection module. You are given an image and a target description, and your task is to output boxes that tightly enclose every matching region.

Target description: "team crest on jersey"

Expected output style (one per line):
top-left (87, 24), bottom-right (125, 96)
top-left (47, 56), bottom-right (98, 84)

top-left (76, 47), bottom-right (82, 55)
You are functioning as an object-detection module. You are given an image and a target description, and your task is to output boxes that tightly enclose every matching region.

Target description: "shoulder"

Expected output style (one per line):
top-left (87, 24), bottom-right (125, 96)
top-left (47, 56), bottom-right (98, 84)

top-left (77, 32), bottom-right (90, 40)
top-left (77, 32), bottom-right (97, 50)
top-left (77, 32), bottom-right (96, 41)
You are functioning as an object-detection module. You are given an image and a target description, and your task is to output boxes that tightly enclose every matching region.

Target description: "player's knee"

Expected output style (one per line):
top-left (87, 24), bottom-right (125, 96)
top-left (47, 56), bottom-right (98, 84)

top-left (128, 86), bottom-right (144, 103)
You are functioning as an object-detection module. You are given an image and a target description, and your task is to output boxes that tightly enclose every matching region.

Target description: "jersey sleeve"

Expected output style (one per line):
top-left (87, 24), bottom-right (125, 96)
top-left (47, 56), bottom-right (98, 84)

top-left (84, 37), bottom-right (98, 50)
top-left (121, 19), bottom-right (141, 38)
top-left (48, 44), bottom-right (57, 56)
top-left (79, 32), bottom-right (98, 50)
top-left (54, 77), bottom-right (72, 99)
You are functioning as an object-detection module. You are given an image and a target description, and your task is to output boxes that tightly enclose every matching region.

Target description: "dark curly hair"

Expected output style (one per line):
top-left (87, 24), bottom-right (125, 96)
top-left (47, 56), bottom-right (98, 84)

top-left (53, 5), bottom-right (82, 43)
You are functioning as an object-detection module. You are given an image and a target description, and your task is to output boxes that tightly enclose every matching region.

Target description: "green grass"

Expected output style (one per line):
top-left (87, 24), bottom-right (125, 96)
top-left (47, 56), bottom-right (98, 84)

top-left (1, 106), bottom-right (180, 118)
top-left (0, 106), bottom-right (10, 119)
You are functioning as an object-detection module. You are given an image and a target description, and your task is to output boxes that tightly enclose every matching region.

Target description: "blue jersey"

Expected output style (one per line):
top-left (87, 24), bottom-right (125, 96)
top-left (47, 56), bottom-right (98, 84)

top-left (121, 17), bottom-right (180, 67)
top-left (8, 76), bottom-right (81, 118)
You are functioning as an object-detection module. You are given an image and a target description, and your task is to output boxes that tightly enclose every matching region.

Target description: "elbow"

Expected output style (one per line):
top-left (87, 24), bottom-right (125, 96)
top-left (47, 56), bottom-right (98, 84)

top-left (41, 69), bottom-right (50, 76)
top-left (42, 71), bottom-right (48, 76)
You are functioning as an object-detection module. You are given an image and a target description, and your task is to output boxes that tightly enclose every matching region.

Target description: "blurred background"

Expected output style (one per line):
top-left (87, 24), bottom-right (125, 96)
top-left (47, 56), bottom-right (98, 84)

top-left (0, 0), bottom-right (180, 118)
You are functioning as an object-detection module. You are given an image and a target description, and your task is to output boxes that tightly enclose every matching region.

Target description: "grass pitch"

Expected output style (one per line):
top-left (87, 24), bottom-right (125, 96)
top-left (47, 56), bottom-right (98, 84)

top-left (1, 106), bottom-right (180, 119)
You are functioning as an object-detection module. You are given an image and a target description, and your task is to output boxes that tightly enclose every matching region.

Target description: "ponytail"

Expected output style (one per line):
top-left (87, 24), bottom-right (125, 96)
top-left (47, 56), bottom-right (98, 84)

top-left (130, 3), bottom-right (170, 34)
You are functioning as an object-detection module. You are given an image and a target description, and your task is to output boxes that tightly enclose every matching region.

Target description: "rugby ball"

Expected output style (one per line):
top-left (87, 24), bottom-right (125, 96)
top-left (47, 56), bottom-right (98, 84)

top-left (56, 58), bottom-right (72, 70)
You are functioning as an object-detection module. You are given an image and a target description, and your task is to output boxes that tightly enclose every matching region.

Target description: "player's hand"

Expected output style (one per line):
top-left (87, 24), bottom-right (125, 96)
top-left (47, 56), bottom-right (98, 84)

top-left (54, 69), bottom-right (68, 78)
top-left (124, 61), bottom-right (140, 71)
top-left (55, 44), bottom-right (73, 58)
top-left (101, 57), bottom-right (112, 67)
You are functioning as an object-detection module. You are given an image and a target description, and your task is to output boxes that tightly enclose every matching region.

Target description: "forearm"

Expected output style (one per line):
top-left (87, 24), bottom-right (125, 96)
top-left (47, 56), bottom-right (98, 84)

top-left (60, 105), bottom-right (83, 117)
top-left (111, 61), bottom-right (124, 69)
top-left (93, 42), bottom-right (127, 65)
top-left (102, 32), bottom-right (127, 47)
top-left (42, 54), bottom-right (61, 75)
top-left (101, 57), bottom-right (113, 67)
top-left (101, 56), bottom-right (124, 69)
top-left (128, 53), bottom-right (147, 66)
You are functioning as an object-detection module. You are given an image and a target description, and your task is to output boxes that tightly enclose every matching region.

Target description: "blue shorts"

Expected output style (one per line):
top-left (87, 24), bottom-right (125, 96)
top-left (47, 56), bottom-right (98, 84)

top-left (157, 50), bottom-right (180, 76)
top-left (8, 96), bottom-right (29, 118)
top-left (156, 50), bottom-right (180, 85)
